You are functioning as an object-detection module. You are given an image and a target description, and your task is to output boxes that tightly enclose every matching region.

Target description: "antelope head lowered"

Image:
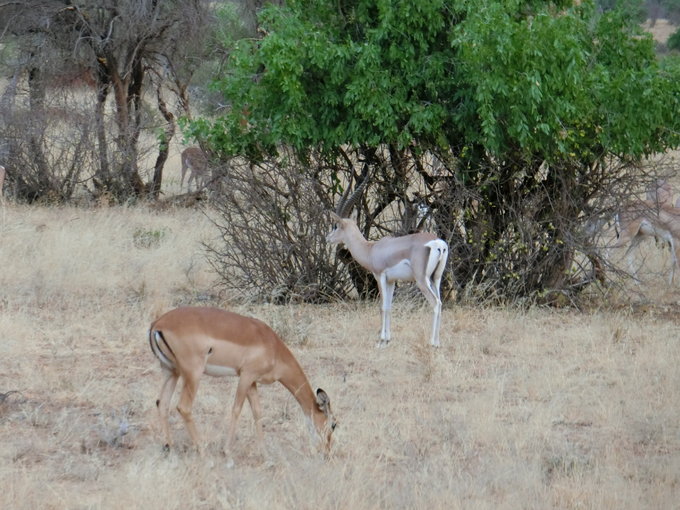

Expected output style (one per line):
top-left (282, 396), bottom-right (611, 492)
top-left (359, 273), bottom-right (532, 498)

top-left (326, 175), bottom-right (449, 347)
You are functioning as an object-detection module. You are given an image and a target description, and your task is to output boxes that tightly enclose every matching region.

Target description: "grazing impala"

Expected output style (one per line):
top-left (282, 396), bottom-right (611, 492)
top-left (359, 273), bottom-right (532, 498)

top-left (327, 179), bottom-right (449, 347)
top-left (612, 199), bottom-right (680, 284)
top-left (149, 306), bottom-right (336, 455)
top-left (180, 147), bottom-right (209, 191)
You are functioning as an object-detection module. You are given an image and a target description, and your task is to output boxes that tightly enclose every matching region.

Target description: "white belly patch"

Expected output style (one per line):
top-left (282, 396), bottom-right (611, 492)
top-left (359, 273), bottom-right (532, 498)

top-left (204, 364), bottom-right (238, 377)
top-left (384, 259), bottom-right (414, 282)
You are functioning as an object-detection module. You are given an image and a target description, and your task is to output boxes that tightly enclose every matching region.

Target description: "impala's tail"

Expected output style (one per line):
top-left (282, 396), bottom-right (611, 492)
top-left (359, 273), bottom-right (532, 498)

top-left (149, 329), bottom-right (176, 371)
top-left (425, 239), bottom-right (449, 285)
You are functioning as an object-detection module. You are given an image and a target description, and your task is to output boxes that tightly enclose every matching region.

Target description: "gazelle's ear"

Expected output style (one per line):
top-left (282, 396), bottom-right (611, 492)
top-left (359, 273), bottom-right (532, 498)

top-left (329, 211), bottom-right (341, 222)
top-left (316, 388), bottom-right (331, 415)
top-left (349, 209), bottom-right (358, 222)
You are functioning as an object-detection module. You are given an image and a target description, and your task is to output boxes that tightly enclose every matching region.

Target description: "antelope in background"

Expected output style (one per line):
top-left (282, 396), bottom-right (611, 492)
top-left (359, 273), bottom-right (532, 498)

top-left (180, 147), bottom-right (210, 192)
top-left (612, 179), bottom-right (680, 284)
top-left (327, 174), bottom-right (449, 347)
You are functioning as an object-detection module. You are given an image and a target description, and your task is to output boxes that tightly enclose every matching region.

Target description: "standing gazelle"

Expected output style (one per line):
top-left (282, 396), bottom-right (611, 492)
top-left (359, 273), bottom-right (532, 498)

top-left (149, 306), bottom-right (336, 456)
top-left (327, 180), bottom-right (449, 347)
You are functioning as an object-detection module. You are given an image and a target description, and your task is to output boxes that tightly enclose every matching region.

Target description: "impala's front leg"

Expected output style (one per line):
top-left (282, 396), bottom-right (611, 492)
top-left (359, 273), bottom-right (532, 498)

top-left (224, 375), bottom-right (256, 458)
top-left (377, 273), bottom-right (395, 348)
top-left (246, 383), bottom-right (266, 450)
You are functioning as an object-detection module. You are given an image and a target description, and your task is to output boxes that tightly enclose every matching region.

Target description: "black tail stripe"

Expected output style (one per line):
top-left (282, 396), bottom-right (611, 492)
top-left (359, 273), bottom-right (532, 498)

top-left (157, 330), bottom-right (175, 358)
top-left (148, 329), bottom-right (154, 355)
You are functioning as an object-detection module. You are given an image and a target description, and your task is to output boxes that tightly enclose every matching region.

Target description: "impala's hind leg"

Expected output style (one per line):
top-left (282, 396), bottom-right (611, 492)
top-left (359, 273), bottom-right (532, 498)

top-left (175, 369), bottom-right (203, 453)
top-left (157, 369), bottom-right (179, 451)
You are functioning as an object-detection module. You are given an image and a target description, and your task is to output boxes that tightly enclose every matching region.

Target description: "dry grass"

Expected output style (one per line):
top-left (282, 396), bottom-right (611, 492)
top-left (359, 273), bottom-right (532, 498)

top-left (1, 203), bottom-right (680, 509)
top-left (645, 18), bottom-right (677, 44)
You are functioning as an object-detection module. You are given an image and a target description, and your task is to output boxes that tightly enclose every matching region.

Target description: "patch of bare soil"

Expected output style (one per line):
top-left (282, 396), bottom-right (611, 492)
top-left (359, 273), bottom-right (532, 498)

top-left (644, 18), bottom-right (677, 44)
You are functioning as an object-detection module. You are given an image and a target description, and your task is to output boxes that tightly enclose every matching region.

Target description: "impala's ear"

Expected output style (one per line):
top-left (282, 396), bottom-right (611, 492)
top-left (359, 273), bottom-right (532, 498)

top-left (316, 388), bottom-right (331, 415)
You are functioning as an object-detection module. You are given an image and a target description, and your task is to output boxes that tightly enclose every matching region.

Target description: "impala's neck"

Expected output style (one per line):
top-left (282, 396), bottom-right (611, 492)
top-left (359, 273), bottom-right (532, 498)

top-left (341, 223), bottom-right (374, 270)
top-left (278, 352), bottom-right (321, 421)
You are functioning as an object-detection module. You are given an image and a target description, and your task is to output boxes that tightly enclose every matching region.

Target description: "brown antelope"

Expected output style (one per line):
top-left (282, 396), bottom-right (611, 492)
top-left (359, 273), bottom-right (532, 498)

top-left (149, 306), bottom-right (336, 456)
top-left (180, 147), bottom-right (210, 191)
top-left (326, 175), bottom-right (449, 347)
top-left (612, 199), bottom-right (680, 284)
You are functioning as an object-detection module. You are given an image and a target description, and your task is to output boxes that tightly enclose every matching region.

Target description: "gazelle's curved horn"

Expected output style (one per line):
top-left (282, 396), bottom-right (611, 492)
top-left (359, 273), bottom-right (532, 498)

top-left (337, 166), bottom-right (371, 218)
top-left (334, 174), bottom-right (354, 216)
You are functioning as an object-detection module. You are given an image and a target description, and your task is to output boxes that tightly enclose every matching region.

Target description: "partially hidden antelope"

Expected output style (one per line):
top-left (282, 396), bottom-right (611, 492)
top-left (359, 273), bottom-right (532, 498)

top-left (149, 306), bottom-right (336, 456)
top-left (327, 175), bottom-right (449, 347)
top-left (180, 147), bottom-right (210, 192)
top-left (612, 199), bottom-right (680, 284)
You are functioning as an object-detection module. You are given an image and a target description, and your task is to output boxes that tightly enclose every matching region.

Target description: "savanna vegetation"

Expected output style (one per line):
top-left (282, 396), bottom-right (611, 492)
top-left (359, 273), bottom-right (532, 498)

top-left (1, 1), bottom-right (680, 508)
top-left (1, 205), bottom-right (680, 509)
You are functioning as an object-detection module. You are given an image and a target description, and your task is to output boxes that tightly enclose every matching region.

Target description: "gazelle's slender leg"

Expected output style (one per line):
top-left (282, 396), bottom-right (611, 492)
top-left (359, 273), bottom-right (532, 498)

top-left (669, 238), bottom-right (679, 284)
top-left (430, 255), bottom-right (447, 346)
top-left (431, 299), bottom-right (442, 347)
top-left (624, 237), bottom-right (643, 282)
top-left (414, 278), bottom-right (442, 347)
top-left (157, 369), bottom-right (179, 450)
top-left (377, 274), bottom-right (395, 347)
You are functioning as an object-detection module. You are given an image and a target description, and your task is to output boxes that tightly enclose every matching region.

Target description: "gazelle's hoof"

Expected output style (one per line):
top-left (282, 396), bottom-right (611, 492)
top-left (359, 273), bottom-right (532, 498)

top-left (375, 340), bottom-right (390, 348)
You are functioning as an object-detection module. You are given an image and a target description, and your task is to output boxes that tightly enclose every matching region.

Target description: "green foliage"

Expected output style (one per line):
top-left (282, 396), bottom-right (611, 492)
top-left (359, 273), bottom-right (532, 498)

top-left (458, 1), bottom-right (679, 160)
top-left (668, 27), bottom-right (680, 51)
top-left (595, 0), bottom-right (647, 21)
top-left (198, 0), bottom-right (680, 161)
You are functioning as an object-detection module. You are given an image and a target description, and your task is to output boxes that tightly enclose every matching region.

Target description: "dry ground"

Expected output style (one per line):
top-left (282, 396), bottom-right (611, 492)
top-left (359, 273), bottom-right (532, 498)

top-left (0, 203), bottom-right (679, 510)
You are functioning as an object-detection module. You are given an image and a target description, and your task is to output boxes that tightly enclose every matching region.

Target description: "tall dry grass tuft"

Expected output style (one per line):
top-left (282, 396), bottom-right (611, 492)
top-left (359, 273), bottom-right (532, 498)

top-left (1, 203), bottom-right (679, 509)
